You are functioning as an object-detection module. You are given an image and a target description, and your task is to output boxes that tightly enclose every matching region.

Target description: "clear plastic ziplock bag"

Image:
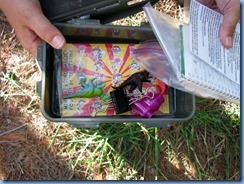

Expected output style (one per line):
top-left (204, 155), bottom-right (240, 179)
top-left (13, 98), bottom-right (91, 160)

top-left (131, 2), bottom-right (240, 104)
top-left (132, 40), bottom-right (179, 87)
top-left (132, 3), bottom-right (189, 93)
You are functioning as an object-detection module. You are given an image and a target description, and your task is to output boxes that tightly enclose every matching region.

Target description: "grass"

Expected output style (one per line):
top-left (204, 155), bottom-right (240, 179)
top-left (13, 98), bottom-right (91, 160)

top-left (175, 99), bottom-right (240, 180)
top-left (47, 98), bottom-right (240, 180)
top-left (0, 57), bottom-right (39, 112)
top-left (50, 123), bottom-right (154, 179)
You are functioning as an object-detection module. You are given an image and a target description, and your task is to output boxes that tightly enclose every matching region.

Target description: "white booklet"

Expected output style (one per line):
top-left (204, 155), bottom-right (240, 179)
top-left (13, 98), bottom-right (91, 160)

top-left (180, 0), bottom-right (240, 102)
top-left (189, 0), bottom-right (240, 84)
top-left (143, 0), bottom-right (240, 104)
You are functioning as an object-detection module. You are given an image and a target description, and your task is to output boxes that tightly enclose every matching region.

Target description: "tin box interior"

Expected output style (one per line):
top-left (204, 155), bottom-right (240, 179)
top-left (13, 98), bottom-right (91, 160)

top-left (37, 22), bottom-right (195, 128)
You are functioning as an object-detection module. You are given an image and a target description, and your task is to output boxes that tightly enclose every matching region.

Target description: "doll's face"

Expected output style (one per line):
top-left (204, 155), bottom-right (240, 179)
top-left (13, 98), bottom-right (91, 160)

top-left (92, 101), bottom-right (102, 111)
top-left (94, 61), bottom-right (104, 71)
top-left (112, 73), bottom-right (123, 85)
top-left (77, 99), bottom-right (85, 110)
top-left (76, 45), bottom-right (86, 56)
top-left (130, 61), bottom-right (141, 71)
top-left (92, 47), bottom-right (105, 60)
top-left (112, 46), bottom-right (121, 56)
top-left (113, 29), bottom-right (120, 36)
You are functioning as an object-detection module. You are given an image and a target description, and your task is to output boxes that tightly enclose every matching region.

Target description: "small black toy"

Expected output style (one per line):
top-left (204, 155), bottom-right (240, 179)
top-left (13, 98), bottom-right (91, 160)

top-left (112, 70), bottom-right (152, 93)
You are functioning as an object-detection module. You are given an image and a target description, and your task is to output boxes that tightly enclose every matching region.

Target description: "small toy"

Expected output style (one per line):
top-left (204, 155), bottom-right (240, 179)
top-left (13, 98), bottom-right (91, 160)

top-left (63, 76), bottom-right (110, 102)
top-left (129, 92), bottom-right (164, 118)
top-left (110, 88), bottom-right (131, 114)
top-left (88, 86), bottom-right (165, 118)
top-left (129, 88), bottom-right (164, 118)
top-left (112, 70), bottom-right (152, 93)
top-left (88, 88), bottom-right (131, 116)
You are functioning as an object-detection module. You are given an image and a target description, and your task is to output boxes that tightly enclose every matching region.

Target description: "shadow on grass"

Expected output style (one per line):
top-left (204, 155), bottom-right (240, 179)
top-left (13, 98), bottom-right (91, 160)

top-left (157, 98), bottom-right (240, 180)
top-left (0, 96), bottom-right (240, 180)
top-left (0, 97), bottom-right (87, 180)
top-left (101, 123), bottom-right (194, 180)
top-left (0, 94), bottom-right (194, 180)
top-left (89, 98), bottom-right (240, 180)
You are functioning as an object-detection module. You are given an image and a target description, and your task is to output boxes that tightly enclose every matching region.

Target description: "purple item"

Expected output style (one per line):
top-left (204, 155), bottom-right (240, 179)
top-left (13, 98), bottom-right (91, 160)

top-left (130, 93), bottom-right (164, 118)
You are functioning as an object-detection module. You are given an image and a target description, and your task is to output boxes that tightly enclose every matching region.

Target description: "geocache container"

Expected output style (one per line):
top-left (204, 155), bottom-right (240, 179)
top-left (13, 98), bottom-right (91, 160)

top-left (36, 0), bottom-right (195, 128)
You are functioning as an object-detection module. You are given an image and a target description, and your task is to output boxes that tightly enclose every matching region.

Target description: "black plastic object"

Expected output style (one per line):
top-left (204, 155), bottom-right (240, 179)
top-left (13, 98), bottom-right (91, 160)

top-left (39, 0), bottom-right (159, 24)
top-left (110, 88), bottom-right (131, 114)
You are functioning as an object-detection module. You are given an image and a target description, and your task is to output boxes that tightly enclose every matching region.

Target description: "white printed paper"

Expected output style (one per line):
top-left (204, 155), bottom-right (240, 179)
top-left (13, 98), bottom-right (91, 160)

top-left (189, 0), bottom-right (240, 84)
top-left (181, 25), bottom-right (240, 102)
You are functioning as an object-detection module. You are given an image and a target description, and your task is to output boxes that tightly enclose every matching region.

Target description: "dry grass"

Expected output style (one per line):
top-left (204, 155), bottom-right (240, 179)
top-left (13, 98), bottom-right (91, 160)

top-left (0, 11), bottom-right (82, 180)
top-left (113, 0), bottom-right (184, 26)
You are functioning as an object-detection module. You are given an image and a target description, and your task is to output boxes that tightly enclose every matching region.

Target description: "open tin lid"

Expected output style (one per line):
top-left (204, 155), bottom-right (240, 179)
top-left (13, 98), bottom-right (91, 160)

top-left (39, 0), bottom-right (159, 24)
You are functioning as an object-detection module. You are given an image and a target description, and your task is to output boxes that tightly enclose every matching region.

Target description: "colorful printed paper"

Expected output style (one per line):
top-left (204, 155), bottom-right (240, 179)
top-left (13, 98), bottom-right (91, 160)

top-left (61, 43), bottom-right (170, 117)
